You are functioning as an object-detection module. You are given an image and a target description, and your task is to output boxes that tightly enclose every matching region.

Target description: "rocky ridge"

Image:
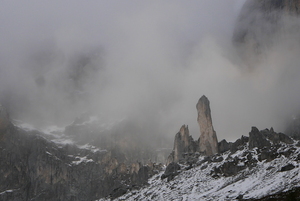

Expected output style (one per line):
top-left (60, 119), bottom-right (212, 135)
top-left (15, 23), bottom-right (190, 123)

top-left (107, 95), bottom-right (300, 200)
top-left (113, 126), bottom-right (300, 200)
top-left (0, 111), bottom-right (163, 200)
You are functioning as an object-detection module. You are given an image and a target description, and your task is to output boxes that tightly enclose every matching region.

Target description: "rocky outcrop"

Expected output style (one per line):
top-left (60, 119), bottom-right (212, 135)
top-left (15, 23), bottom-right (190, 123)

top-left (196, 95), bottom-right (219, 156)
top-left (166, 125), bottom-right (198, 165)
top-left (249, 127), bottom-right (271, 149)
top-left (261, 128), bottom-right (293, 144)
top-left (167, 96), bottom-right (219, 164)
top-left (249, 127), bottom-right (294, 150)
top-left (0, 120), bottom-right (161, 200)
top-left (161, 162), bottom-right (181, 182)
top-left (230, 135), bottom-right (249, 153)
top-left (218, 139), bottom-right (231, 154)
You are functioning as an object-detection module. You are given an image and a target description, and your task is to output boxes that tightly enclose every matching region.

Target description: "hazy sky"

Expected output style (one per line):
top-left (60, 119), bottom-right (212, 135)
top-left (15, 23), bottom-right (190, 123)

top-left (1, 0), bottom-right (300, 142)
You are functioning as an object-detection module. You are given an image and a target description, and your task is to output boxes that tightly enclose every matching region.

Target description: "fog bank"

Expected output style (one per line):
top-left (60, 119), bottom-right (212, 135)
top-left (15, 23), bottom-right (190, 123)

top-left (1, 0), bottom-right (300, 142)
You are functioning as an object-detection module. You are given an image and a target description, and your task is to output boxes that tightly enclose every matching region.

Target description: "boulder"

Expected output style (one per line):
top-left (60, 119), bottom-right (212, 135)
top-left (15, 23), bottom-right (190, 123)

top-left (280, 164), bottom-right (295, 172)
top-left (196, 95), bottom-right (219, 155)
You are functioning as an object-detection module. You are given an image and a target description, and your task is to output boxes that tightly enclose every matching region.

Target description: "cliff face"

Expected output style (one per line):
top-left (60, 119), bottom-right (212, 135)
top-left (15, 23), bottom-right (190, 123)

top-left (0, 115), bottom-right (161, 200)
top-left (196, 95), bottom-right (219, 156)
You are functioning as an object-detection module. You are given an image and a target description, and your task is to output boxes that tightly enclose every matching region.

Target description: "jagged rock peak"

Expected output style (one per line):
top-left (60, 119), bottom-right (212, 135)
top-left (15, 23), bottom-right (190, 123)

top-left (0, 104), bottom-right (9, 131)
top-left (196, 95), bottom-right (219, 156)
top-left (166, 125), bottom-right (197, 165)
top-left (249, 126), bottom-right (271, 149)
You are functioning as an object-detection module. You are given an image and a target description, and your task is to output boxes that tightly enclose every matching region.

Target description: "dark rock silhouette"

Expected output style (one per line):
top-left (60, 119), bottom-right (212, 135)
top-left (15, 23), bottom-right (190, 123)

top-left (249, 126), bottom-right (271, 149)
top-left (161, 162), bottom-right (181, 182)
top-left (218, 139), bottom-right (231, 153)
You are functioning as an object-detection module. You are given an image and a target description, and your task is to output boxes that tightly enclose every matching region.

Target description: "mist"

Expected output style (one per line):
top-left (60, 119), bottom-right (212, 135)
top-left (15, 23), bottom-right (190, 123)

top-left (1, 0), bottom-right (300, 142)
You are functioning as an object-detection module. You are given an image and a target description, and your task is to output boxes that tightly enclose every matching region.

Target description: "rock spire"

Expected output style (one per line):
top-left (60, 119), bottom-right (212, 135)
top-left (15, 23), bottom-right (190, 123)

top-left (166, 125), bottom-right (197, 165)
top-left (196, 95), bottom-right (218, 155)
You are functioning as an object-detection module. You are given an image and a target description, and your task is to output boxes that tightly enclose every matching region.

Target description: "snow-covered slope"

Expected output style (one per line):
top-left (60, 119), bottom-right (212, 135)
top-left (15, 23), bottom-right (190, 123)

top-left (104, 141), bottom-right (300, 201)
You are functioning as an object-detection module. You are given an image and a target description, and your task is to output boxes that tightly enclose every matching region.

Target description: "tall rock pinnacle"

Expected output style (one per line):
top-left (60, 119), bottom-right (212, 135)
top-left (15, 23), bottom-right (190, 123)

top-left (196, 95), bottom-right (218, 155)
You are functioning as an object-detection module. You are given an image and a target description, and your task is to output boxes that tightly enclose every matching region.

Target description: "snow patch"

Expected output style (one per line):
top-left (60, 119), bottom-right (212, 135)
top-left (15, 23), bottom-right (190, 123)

top-left (72, 156), bottom-right (94, 165)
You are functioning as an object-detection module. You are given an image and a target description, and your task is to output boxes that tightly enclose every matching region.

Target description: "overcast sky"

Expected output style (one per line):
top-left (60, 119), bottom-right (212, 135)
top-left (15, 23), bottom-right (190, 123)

top-left (1, 0), bottom-right (300, 142)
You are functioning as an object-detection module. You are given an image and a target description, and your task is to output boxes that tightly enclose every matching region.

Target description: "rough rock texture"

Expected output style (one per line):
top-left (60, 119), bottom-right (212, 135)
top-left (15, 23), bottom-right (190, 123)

top-left (118, 124), bottom-right (300, 200)
top-left (230, 135), bottom-right (249, 153)
top-left (249, 127), bottom-right (271, 149)
top-left (0, 123), bottom-right (161, 200)
top-left (161, 162), bottom-right (181, 182)
top-left (261, 128), bottom-right (293, 144)
top-left (166, 125), bottom-right (198, 165)
top-left (196, 95), bottom-right (219, 156)
top-left (218, 139), bottom-right (231, 154)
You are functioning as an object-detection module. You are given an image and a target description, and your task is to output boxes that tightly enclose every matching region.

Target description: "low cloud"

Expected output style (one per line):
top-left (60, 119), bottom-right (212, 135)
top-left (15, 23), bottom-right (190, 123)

top-left (0, 0), bottom-right (300, 142)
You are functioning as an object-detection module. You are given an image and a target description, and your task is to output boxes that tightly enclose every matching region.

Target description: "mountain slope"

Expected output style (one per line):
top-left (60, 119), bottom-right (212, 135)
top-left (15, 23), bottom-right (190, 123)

top-left (106, 128), bottom-right (300, 201)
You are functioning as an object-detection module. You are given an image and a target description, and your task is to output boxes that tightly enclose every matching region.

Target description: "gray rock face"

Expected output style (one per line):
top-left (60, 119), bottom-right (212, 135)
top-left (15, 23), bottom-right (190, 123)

top-left (230, 135), bottom-right (249, 153)
top-left (196, 95), bottom-right (219, 156)
top-left (167, 125), bottom-right (198, 165)
top-left (249, 127), bottom-right (271, 149)
top-left (161, 162), bottom-right (181, 182)
top-left (261, 128), bottom-right (293, 144)
top-left (249, 127), bottom-right (294, 150)
top-left (218, 139), bottom-right (231, 154)
top-left (0, 124), bottom-right (160, 200)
